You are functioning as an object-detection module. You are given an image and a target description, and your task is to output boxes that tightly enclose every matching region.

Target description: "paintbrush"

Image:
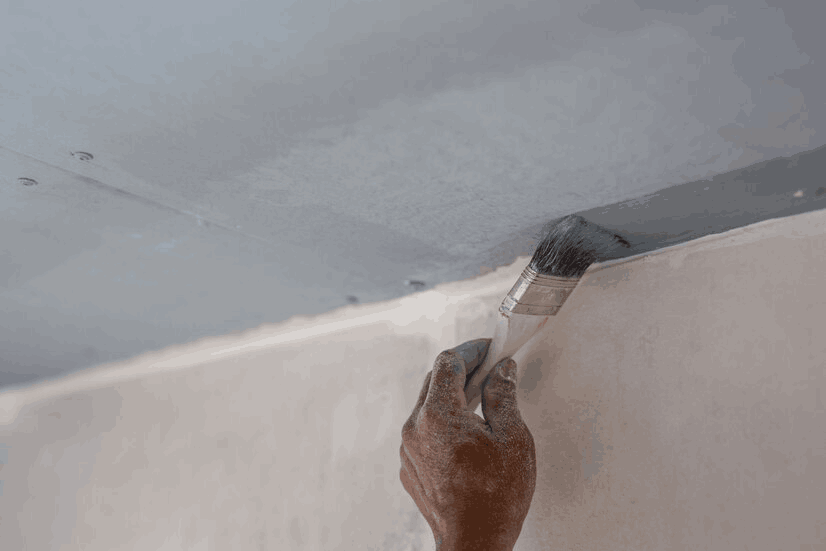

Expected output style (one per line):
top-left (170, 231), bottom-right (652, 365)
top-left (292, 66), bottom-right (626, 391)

top-left (464, 214), bottom-right (631, 412)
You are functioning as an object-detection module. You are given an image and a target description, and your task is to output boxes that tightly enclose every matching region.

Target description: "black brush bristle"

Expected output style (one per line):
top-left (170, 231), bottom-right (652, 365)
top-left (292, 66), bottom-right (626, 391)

top-left (528, 214), bottom-right (632, 278)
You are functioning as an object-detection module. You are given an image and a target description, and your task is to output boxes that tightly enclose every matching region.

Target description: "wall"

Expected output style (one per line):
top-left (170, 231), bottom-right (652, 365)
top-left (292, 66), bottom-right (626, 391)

top-left (1, 209), bottom-right (824, 550)
top-left (514, 209), bottom-right (826, 549)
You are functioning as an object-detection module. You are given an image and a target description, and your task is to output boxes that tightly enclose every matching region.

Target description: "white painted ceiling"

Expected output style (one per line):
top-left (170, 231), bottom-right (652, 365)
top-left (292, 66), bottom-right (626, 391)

top-left (2, 0), bottom-right (824, 389)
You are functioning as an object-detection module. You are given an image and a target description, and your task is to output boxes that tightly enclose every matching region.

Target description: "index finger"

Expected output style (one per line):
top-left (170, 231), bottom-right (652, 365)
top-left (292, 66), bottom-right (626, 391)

top-left (424, 338), bottom-right (492, 415)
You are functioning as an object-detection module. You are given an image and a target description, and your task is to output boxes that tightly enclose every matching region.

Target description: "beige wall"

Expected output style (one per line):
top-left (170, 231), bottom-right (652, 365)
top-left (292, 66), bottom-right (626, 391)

top-left (513, 210), bottom-right (826, 550)
top-left (1, 209), bottom-right (824, 550)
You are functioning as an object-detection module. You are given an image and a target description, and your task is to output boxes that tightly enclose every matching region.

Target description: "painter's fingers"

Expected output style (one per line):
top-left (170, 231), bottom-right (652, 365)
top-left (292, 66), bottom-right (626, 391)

top-left (424, 339), bottom-right (491, 418)
top-left (481, 358), bottom-right (528, 441)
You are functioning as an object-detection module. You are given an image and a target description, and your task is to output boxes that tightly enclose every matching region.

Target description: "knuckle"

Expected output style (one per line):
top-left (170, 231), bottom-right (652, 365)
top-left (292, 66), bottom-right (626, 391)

top-left (417, 408), bottom-right (438, 431)
top-left (401, 416), bottom-right (417, 441)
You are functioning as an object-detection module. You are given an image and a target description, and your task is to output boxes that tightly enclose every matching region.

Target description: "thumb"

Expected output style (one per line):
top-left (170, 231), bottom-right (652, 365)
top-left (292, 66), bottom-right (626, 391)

top-left (481, 357), bottom-right (522, 436)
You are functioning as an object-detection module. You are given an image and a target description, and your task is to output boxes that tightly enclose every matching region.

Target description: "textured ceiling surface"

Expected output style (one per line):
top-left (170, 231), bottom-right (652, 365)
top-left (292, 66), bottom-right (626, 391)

top-left (1, 0), bottom-right (825, 389)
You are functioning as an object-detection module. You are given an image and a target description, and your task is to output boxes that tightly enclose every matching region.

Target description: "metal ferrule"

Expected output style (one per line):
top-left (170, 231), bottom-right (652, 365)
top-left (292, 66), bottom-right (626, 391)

top-left (499, 266), bottom-right (581, 316)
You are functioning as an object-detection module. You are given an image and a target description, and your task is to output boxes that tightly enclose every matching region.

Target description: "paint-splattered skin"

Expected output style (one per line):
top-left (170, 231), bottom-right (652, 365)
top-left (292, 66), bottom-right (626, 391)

top-left (400, 338), bottom-right (536, 551)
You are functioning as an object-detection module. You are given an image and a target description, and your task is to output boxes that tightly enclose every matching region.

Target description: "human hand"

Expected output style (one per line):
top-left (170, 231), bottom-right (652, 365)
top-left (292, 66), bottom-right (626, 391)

top-left (400, 338), bottom-right (537, 551)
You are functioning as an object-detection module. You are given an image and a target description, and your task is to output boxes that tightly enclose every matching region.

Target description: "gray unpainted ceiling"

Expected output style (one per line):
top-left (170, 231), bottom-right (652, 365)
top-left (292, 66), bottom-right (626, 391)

top-left (1, 0), bottom-right (825, 389)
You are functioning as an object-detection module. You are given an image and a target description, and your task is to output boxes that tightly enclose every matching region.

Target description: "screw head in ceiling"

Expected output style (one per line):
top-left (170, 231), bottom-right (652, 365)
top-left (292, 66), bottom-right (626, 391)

top-left (71, 151), bottom-right (94, 161)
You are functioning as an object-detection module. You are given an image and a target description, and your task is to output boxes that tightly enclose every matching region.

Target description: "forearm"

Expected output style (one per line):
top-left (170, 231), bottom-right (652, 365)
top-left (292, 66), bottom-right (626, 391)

top-left (434, 530), bottom-right (516, 551)
top-left (437, 543), bottom-right (513, 551)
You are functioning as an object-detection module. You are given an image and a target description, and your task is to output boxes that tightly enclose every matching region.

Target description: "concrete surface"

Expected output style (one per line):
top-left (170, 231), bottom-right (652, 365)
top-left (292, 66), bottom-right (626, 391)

top-left (0, 208), bottom-right (823, 550)
top-left (3, 0), bottom-right (826, 388)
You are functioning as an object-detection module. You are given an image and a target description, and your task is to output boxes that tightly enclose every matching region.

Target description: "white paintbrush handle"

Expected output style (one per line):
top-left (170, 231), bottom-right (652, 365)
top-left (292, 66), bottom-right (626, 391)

top-left (463, 311), bottom-right (550, 412)
top-left (464, 266), bottom-right (580, 412)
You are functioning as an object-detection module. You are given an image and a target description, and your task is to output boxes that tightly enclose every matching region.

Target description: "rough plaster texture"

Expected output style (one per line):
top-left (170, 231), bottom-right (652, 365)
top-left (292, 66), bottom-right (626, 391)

top-left (0, 209), bottom-right (824, 549)
top-left (1, 1), bottom-right (826, 547)
top-left (513, 211), bottom-right (826, 549)
top-left (2, 0), bottom-right (826, 386)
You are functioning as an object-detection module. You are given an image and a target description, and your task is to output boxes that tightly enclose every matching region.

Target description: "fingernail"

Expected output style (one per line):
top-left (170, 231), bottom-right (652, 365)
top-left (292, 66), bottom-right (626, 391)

top-left (497, 358), bottom-right (516, 382)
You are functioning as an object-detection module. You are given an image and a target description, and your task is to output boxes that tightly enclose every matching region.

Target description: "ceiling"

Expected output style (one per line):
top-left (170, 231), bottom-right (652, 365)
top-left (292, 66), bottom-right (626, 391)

top-left (2, 0), bottom-right (825, 389)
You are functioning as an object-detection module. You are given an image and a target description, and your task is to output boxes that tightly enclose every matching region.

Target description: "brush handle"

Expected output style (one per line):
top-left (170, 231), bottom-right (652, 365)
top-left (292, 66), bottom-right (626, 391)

top-left (463, 311), bottom-right (550, 413)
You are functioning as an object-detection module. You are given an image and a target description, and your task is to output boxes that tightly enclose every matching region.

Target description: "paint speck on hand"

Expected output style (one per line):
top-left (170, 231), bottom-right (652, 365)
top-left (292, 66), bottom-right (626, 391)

top-left (793, 190), bottom-right (804, 198)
